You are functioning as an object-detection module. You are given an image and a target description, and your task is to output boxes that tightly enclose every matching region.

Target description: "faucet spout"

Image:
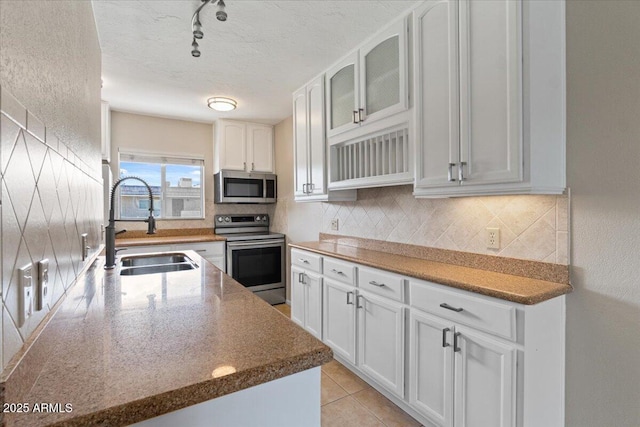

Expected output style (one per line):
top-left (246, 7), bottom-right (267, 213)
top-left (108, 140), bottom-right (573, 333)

top-left (105, 176), bottom-right (157, 269)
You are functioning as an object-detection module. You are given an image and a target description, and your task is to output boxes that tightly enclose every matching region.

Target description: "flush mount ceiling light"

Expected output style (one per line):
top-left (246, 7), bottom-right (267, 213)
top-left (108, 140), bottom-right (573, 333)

top-left (207, 97), bottom-right (237, 111)
top-left (191, 0), bottom-right (228, 58)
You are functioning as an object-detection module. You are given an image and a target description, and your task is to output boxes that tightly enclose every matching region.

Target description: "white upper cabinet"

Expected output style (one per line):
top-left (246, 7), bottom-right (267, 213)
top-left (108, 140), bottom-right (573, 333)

top-left (293, 75), bottom-right (357, 202)
top-left (326, 17), bottom-right (409, 141)
top-left (414, 0), bottom-right (566, 197)
top-left (326, 54), bottom-right (360, 138)
top-left (214, 119), bottom-right (274, 173)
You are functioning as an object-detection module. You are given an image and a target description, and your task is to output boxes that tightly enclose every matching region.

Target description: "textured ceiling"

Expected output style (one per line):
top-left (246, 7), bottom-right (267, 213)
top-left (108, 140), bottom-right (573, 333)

top-left (92, 0), bottom-right (417, 124)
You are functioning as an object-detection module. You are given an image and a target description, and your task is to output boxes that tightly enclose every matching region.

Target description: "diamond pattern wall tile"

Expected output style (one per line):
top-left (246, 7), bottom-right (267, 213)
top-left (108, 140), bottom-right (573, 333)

top-left (319, 185), bottom-right (570, 264)
top-left (1, 113), bottom-right (21, 174)
top-left (25, 132), bottom-right (47, 182)
top-left (495, 195), bottom-right (556, 235)
top-left (4, 237), bottom-right (32, 327)
top-left (2, 180), bottom-right (22, 298)
top-left (3, 132), bottom-right (36, 232)
top-left (48, 270), bottom-right (65, 311)
top-left (23, 190), bottom-right (48, 262)
top-left (37, 152), bottom-right (58, 225)
top-left (49, 149), bottom-right (64, 188)
top-left (3, 307), bottom-right (23, 369)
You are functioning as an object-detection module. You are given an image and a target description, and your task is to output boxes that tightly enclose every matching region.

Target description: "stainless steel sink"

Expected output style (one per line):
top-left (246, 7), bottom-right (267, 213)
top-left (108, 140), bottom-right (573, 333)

top-left (119, 253), bottom-right (198, 276)
top-left (121, 254), bottom-right (191, 267)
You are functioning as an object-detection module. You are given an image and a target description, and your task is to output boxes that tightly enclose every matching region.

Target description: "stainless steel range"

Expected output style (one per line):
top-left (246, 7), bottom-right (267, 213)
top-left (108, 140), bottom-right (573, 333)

top-left (215, 214), bottom-right (285, 305)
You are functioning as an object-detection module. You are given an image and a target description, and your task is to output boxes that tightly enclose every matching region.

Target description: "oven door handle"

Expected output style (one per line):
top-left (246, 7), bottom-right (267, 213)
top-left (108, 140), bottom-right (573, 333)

top-left (227, 239), bottom-right (285, 248)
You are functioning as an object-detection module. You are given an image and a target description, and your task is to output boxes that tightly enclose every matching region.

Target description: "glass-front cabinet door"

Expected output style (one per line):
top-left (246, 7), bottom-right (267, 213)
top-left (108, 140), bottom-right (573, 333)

top-left (326, 52), bottom-right (359, 138)
top-left (359, 18), bottom-right (408, 125)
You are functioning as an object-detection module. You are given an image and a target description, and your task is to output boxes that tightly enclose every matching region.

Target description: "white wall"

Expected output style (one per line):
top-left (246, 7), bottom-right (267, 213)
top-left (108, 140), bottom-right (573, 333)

top-left (565, 1), bottom-right (640, 425)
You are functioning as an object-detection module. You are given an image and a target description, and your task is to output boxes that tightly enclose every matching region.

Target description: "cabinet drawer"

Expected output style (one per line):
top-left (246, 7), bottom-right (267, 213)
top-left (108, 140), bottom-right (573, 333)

top-left (120, 245), bottom-right (173, 255)
top-left (358, 266), bottom-right (404, 303)
top-left (410, 279), bottom-right (516, 341)
top-left (291, 249), bottom-right (322, 273)
top-left (323, 257), bottom-right (357, 285)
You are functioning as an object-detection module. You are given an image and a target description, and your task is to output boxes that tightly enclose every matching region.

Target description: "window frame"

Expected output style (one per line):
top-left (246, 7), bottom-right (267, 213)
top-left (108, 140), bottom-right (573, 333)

top-left (117, 150), bottom-right (206, 220)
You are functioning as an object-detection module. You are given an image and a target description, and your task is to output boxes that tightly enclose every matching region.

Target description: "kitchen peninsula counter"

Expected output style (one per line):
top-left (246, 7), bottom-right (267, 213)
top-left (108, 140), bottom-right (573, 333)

top-left (290, 239), bottom-right (572, 305)
top-left (0, 252), bottom-right (331, 427)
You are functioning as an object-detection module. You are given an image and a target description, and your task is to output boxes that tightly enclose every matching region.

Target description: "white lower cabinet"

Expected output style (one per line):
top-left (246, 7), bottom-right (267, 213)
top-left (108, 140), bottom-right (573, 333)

top-left (357, 291), bottom-right (404, 397)
top-left (321, 258), bottom-right (406, 398)
top-left (291, 266), bottom-right (322, 339)
top-left (322, 279), bottom-right (356, 364)
top-left (410, 310), bottom-right (516, 427)
top-left (291, 249), bottom-right (566, 427)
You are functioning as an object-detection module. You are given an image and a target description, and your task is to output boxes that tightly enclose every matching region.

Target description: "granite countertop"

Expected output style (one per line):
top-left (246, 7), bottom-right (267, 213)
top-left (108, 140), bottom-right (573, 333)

top-left (290, 241), bottom-right (572, 305)
top-left (1, 252), bottom-right (331, 427)
top-left (114, 228), bottom-right (226, 247)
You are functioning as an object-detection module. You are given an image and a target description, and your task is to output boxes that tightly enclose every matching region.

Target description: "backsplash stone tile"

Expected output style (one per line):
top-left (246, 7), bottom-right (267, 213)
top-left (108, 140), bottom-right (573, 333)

top-left (318, 186), bottom-right (569, 264)
top-left (0, 88), bottom-right (103, 369)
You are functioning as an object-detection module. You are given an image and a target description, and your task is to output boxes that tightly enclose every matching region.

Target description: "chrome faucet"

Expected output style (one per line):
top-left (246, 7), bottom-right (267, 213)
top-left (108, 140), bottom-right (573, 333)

top-left (105, 176), bottom-right (157, 269)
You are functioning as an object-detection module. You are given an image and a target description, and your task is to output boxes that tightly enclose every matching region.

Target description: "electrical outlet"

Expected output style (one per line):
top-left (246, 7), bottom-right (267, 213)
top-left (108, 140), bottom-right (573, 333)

top-left (36, 259), bottom-right (49, 311)
top-left (18, 263), bottom-right (33, 327)
top-left (331, 219), bottom-right (339, 231)
top-left (486, 227), bottom-right (500, 249)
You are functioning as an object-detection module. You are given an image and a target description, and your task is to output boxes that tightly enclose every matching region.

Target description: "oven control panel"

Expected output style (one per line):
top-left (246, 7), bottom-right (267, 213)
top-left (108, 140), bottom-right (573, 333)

top-left (214, 214), bottom-right (270, 228)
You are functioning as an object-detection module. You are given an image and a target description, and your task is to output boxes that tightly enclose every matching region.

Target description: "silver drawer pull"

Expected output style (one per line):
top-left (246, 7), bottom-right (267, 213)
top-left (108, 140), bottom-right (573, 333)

top-left (440, 303), bottom-right (464, 312)
top-left (369, 280), bottom-right (385, 287)
top-left (298, 258), bottom-right (309, 264)
top-left (331, 269), bottom-right (345, 276)
top-left (195, 249), bottom-right (207, 253)
top-left (346, 291), bottom-right (354, 305)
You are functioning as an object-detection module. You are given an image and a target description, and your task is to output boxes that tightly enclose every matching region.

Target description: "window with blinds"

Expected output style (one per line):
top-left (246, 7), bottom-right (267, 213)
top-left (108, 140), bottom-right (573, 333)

top-left (118, 152), bottom-right (205, 220)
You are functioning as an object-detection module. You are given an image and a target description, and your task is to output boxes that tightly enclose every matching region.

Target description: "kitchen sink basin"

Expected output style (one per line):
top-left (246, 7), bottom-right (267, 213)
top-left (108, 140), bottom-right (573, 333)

top-left (119, 253), bottom-right (198, 276)
top-left (120, 254), bottom-right (191, 267)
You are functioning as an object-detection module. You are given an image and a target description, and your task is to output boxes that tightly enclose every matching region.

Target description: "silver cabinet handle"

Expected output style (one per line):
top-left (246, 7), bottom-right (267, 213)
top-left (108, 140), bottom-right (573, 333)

top-left (346, 291), bottom-right (354, 305)
top-left (448, 163), bottom-right (457, 182)
top-left (458, 161), bottom-right (467, 181)
top-left (331, 269), bottom-right (345, 276)
top-left (358, 108), bottom-right (365, 123)
top-left (298, 258), bottom-right (309, 264)
top-left (298, 272), bottom-right (305, 284)
top-left (369, 280), bottom-right (385, 287)
top-left (195, 249), bottom-right (207, 253)
top-left (440, 303), bottom-right (463, 312)
top-left (309, 183), bottom-right (315, 192)
top-left (353, 110), bottom-right (359, 124)
top-left (356, 295), bottom-right (364, 309)
top-left (251, 162), bottom-right (255, 171)
top-left (442, 327), bottom-right (451, 348)
top-left (302, 183), bottom-right (307, 194)
top-left (454, 332), bottom-right (462, 352)
top-left (243, 161), bottom-right (246, 170)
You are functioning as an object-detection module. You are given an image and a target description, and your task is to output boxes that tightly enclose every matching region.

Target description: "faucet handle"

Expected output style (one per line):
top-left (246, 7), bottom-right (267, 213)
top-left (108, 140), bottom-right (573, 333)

top-left (145, 216), bottom-right (157, 234)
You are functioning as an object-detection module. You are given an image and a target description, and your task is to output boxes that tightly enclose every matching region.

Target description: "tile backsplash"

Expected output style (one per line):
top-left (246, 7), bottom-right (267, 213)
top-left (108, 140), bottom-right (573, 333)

top-left (0, 88), bottom-right (103, 369)
top-left (321, 186), bottom-right (569, 264)
top-left (273, 185), bottom-right (569, 266)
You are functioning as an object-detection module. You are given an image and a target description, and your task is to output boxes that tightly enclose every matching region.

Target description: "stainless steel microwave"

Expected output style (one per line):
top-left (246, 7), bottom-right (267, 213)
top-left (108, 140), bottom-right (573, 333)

top-left (214, 170), bottom-right (277, 204)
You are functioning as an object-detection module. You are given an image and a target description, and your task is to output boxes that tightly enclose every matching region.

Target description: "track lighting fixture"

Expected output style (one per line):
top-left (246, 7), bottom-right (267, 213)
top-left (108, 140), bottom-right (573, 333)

top-left (190, 0), bottom-right (228, 57)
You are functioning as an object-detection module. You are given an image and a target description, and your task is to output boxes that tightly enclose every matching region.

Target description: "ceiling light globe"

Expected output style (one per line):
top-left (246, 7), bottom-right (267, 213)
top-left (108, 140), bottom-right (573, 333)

top-left (207, 97), bottom-right (237, 111)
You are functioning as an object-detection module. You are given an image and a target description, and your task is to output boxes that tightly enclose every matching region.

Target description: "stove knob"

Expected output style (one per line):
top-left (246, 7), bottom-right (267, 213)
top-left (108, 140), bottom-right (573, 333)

top-left (224, 216), bottom-right (231, 223)
top-left (217, 217), bottom-right (224, 222)
top-left (255, 215), bottom-right (261, 221)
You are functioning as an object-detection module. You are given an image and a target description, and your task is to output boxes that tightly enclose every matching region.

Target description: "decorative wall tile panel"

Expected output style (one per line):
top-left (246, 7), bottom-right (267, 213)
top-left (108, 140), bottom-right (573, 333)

top-left (1, 88), bottom-right (104, 368)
